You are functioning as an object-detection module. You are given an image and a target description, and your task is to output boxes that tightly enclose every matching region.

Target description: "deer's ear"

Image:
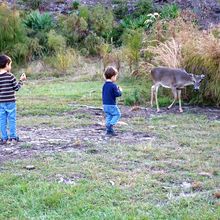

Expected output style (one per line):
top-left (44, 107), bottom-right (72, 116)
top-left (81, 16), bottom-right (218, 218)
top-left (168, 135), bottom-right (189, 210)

top-left (201, 74), bottom-right (205, 79)
top-left (189, 73), bottom-right (194, 80)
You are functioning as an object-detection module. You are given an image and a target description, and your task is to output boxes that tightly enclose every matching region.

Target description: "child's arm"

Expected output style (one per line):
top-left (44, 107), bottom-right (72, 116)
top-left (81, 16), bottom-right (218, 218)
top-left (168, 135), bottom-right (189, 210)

top-left (11, 73), bottom-right (26, 91)
top-left (113, 84), bottom-right (122, 97)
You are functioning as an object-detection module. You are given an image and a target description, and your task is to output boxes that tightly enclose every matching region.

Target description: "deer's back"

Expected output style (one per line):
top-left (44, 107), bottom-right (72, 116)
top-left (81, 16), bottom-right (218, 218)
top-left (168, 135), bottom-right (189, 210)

top-left (151, 67), bottom-right (189, 88)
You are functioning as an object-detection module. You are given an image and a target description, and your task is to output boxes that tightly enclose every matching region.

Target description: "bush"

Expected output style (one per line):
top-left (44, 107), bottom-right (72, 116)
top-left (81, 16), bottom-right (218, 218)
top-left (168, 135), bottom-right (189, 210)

top-left (145, 16), bottom-right (220, 106)
top-left (133, 0), bottom-right (153, 18)
top-left (121, 15), bottom-right (147, 30)
top-left (123, 78), bottom-right (151, 106)
top-left (159, 3), bottom-right (180, 20)
top-left (112, 0), bottom-right (129, 20)
top-left (47, 48), bottom-right (78, 73)
top-left (23, 10), bottom-right (54, 53)
top-left (84, 33), bottom-right (104, 55)
top-left (47, 30), bottom-right (66, 53)
top-left (89, 4), bottom-right (114, 39)
top-left (0, 3), bottom-right (29, 64)
top-left (58, 13), bottom-right (88, 47)
top-left (182, 34), bottom-right (220, 106)
top-left (72, 1), bottom-right (80, 10)
top-left (23, 10), bottom-right (54, 32)
top-left (148, 38), bottom-right (183, 68)
top-left (79, 5), bottom-right (89, 22)
top-left (122, 29), bottom-right (144, 71)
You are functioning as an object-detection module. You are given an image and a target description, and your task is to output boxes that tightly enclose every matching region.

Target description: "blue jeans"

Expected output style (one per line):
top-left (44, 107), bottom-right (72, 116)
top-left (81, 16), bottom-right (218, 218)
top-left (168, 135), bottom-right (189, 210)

top-left (0, 102), bottom-right (17, 141)
top-left (103, 105), bottom-right (121, 127)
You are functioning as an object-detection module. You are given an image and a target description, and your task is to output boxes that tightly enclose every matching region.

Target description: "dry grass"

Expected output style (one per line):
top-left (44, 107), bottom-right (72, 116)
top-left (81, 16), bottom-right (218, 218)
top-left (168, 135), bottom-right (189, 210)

top-left (149, 37), bottom-right (182, 68)
top-left (145, 14), bottom-right (220, 106)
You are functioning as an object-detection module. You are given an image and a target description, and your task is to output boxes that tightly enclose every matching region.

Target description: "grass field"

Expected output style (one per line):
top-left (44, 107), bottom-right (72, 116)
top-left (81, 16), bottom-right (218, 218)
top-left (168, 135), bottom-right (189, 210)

top-left (0, 76), bottom-right (219, 219)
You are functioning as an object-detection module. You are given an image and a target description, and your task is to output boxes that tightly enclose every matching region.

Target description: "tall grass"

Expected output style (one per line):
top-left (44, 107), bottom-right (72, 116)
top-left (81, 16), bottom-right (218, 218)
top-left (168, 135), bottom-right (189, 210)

top-left (146, 16), bottom-right (220, 106)
top-left (182, 33), bottom-right (220, 105)
top-left (149, 38), bottom-right (182, 68)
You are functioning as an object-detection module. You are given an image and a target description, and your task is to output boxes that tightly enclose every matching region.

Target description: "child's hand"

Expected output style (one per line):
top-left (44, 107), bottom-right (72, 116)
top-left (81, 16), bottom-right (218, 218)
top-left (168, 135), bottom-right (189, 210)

top-left (118, 86), bottom-right (123, 92)
top-left (20, 73), bottom-right (27, 81)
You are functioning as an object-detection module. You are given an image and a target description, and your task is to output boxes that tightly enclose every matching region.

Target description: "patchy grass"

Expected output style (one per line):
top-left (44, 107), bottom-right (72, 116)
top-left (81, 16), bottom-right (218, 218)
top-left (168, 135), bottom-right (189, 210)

top-left (1, 76), bottom-right (219, 219)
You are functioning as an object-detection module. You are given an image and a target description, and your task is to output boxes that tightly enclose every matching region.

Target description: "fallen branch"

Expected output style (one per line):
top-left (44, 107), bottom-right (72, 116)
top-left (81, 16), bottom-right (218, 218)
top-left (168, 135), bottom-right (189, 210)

top-left (69, 103), bottom-right (103, 111)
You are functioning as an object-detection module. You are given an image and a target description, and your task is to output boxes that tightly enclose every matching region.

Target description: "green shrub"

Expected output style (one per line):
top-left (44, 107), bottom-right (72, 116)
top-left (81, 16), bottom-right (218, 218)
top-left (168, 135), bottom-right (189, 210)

top-left (23, 10), bottom-right (54, 32)
top-left (47, 48), bottom-right (78, 73)
top-left (72, 1), bottom-right (80, 10)
top-left (133, 0), bottom-right (153, 18)
top-left (79, 5), bottom-right (90, 22)
top-left (23, 10), bottom-right (54, 53)
top-left (0, 3), bottom-right (29, 64)
top-left (121, 15), bottom-right (147, 30)
top-left (27, 38), bottom-right (43, 60)
top-left (110, 23), bottom-right (124, 46)
top-left (112, 0), bottom-right (129, 20)
top-left (47, 30), bottom-right (66, 53)
top-left (160, 3), bottom-right (180, 20)
top-left (123, 78), bottom-right (151, 106)
top-left (58, 13), bottom-right (88, 47)
top-left (183, 40), bottom-right (220, 106)
top-left (89, 4), bottom-right (114, 39)
top-left (84, 33), bottom-right (104, 55)
top-left (144, 13), bottom-right (160, 29)
top-left (122, 29), bottom-right (143, 71)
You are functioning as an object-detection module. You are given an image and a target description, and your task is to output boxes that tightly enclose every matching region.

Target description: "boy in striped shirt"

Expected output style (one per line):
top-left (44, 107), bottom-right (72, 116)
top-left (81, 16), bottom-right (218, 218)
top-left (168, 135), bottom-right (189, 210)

top-left (0, 55), bottom-right (26, 144)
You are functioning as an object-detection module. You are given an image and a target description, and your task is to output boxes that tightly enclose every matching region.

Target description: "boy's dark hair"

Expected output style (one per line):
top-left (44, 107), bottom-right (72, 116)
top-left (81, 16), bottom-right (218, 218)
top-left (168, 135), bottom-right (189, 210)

top-left (0, 55), bottom-right (11, 69)
top-left (104, 66), bottom-right (118, 79)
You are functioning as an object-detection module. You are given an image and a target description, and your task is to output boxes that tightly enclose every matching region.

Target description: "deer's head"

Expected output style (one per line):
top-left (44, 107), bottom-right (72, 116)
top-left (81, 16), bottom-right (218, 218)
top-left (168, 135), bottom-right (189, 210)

top-left (191, 74), bottom-right (205, 90)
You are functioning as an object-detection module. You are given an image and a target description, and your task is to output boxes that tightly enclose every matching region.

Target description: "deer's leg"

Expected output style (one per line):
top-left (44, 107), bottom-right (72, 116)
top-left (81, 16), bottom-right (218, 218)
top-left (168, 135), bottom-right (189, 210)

top-left (168, 88), bottom-right (177, 110)
top-left (177, 89), bottom-right (183, 112)
top-left (151, 85), bottom-right (155, 108)
top-left (154, 84), bottom-right (160, 112)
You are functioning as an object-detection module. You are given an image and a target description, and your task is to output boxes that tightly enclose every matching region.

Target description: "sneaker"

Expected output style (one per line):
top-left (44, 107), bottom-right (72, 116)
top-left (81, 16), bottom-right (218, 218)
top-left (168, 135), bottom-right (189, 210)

top-left (9, 137), bottom-right (20, 144)
top-left (106, 130), bottom-right (118, 137)
top-left (106, 125), bottom-right (118, 136)
top-left (0, 139), bottom-right (8, 145)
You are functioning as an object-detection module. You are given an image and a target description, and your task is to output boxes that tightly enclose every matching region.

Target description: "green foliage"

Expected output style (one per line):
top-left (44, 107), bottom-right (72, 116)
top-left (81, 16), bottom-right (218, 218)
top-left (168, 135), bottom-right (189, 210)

top-left (23, 10), bottom-right (54, 53)
top-left (47, 30), bottom-right (66, 53)
top-left (89, 4), bottom-right (114, 39)
top-left (110, 23), bottom-right (124, 46)
top-left (72, 1), bottom-right (80, 10)
top-left (58, 13), bottom-right (88, 47)
top-left (144, 12), bottom-right (160, 29)
top-left (122, 29), bottom-right (143, 71)
top-left (84, 33), bottom-right (104, 55)
top-left (159, 3), bottom-right (180, 20)
top-left (112, 0), bottom-right (129, 20)
top-left (79, 5), bottom-right (90, 22)
top-left (26, 38), bottom-right (43, 60)
top-left (23, 10), bottom-right (54, 32)
top-left (47, 48), bottom-right (77, 73)
top-left (133, 0), bottom-right (153, 18)
top-left (0, 3), bottom-right (29, 64)
top-left (121, 15), bottom-right (147, 29)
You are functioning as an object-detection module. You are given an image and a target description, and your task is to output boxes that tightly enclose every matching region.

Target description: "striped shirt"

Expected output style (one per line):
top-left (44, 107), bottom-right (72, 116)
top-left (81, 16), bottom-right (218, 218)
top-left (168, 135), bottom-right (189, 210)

top-left (0, 72), bottom-right (23, 102)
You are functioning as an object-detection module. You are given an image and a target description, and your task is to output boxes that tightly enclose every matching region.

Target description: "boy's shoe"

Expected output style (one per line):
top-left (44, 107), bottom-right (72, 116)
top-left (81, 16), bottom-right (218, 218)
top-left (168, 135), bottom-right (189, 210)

top-left (0, 139), bottom-right (8, 145)
top-left (9, 137), bottom-right (20, 144)
top-left (106, 125), bottom-right (118, 136)
top-left (106, 131), bottom-right (118, 136)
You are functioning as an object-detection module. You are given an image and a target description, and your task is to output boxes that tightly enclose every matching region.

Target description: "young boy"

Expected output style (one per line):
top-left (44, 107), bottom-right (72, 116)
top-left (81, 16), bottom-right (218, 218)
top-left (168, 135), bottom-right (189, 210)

top-left (0, 55), bottom-right (26, 144)
top-left (102, 66), bottom-right (122, 136)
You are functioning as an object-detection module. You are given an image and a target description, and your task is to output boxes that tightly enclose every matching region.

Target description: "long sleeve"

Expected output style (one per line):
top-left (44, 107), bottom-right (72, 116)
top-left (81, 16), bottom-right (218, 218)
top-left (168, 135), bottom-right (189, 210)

top-left (11, 75), bottom-right (23, 91)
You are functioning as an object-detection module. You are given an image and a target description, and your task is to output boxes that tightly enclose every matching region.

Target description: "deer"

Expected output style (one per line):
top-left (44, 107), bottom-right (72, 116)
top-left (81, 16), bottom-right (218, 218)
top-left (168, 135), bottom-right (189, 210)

top-left (150, 67), bottom-right (205, 112)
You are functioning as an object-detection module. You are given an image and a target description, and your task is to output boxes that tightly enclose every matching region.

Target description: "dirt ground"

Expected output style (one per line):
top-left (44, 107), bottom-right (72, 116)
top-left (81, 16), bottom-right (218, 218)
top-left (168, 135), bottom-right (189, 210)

top-left (0, 105), bottom-right (219, 164)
